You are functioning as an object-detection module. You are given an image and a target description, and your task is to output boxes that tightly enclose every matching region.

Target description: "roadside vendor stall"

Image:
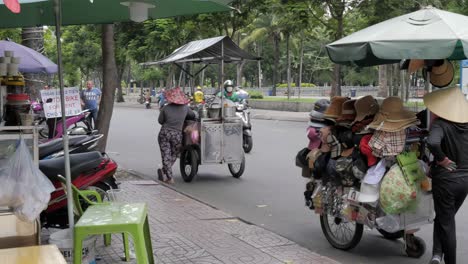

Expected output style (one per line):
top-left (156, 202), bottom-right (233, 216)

top-left (298, 6), bottom-right (468, 259)
top-left (143, 36), bottom-right (260, 182)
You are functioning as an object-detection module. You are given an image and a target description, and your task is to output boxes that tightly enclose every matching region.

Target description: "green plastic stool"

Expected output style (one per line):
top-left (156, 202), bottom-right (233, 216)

top-left (73, 203), bottom-right (154, 264)
top-left (56, 175), bottom-right (131, 261)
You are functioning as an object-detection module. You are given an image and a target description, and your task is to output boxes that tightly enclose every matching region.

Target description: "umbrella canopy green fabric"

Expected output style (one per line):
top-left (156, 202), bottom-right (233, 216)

top-left (0, 0), bottom-right (233, 28)
top-left (326, 7), bottom-right (468, 66)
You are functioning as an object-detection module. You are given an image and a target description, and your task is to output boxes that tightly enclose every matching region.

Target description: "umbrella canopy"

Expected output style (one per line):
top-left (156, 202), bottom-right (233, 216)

top-left (326, 7), bottom-right (468, 66)
top-left (0, 40), bottom-right (57, 73)
top-left (142, 36), bottom-right (260, 65)
top-left (0, 0), bottom-right (233, 28)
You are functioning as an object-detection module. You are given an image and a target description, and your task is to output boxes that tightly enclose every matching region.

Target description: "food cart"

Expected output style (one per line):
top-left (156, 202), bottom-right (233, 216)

top-left (142, 36), bottom-right (260, 182)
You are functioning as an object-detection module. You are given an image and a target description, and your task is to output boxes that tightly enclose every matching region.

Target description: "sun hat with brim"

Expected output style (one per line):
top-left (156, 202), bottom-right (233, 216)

top-left (165, 87), bottom-right (190, 105)
top-left (424, 87), bottom-right (468, 123)
top-left (324, 96), bottom-right (348, 119)
top-left (309, 120), bottom-right (327, 128)
top-left (353, 95), bottom-right (379, 123)
top-left (367, 97), bottom-right (417, 131)
top-left (337, 99), bottom-right (356, 123)
top-left (408, 59), bottom-right (425, 74)
top-left (428, 60), bottom-right (454, 88)
top-left (367, 118), bottom-right (421, 132)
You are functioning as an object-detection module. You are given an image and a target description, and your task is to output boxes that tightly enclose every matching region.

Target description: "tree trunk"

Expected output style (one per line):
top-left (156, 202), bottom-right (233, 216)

top-left (165, 65), bottom-right (174, 88)
top-left (298, 33), bottom-right (304, 99)
top-left (378, 65), bottom-right (388, 97)
top-left (286, 33), bottom-right (291, 100)
top-left (236, 61), bottom-right (246, 87)
top-left (388, 64), bottom-right (393, 97)
top-left (257, 42), bottom-right (262, 89)
top-left (272, 34), bottom-right (280, 96)
top-left (97, 24), bottom-right (118, 152)
top-left (21, 27), bottom-right (46, 100)
top-left (331, 15), bottom-right (344, 97)
top-left (200, 68), bottom-right (205, 87)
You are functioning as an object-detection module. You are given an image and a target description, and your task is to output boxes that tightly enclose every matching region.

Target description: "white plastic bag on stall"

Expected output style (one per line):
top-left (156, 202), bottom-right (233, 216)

top-left (0, 138), bottom-right (55, 222)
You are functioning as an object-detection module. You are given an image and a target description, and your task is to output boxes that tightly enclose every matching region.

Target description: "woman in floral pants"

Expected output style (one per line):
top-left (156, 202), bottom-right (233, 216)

top-left (157, 87), bottom-right (195, 184)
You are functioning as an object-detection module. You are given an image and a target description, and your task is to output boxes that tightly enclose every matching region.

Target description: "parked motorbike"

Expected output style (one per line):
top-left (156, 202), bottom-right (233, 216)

top-left (236, 100), bottom-right (253, 153)
top-left (39, 134), bottom-right (103, 160)
top-left (39, 151), bottom-right (118, 228)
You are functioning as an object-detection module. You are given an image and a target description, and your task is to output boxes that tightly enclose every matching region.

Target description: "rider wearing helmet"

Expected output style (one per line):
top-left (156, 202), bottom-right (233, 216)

top-left (218, 80), bottom-right (240, 102)
top-left (193, 86), bottom-right (205, 104)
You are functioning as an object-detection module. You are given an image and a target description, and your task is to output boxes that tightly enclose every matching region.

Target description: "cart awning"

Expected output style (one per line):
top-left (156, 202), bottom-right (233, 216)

top-left (141, 36), bottom-right (260, 65)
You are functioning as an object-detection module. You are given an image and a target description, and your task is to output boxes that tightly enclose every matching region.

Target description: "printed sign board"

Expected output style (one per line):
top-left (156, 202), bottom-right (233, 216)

top-left (40, 87), bottom-right (82, 118)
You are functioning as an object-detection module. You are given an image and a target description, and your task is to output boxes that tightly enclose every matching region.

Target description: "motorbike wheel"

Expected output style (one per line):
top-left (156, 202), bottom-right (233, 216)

top-left (38, 119), bottom-right (49, 139)
top-left (180, 147), bottom-right (198, 182)
top-left (243, 135), bottom-right (253, 153)
top-left (86, 177), bottom-right (118, 203)
top-left (320, 213), bottom-right (363, 250)
top-left (228, 154), bottom-right (245, 178)
top-left (377, 229), bottom-right (404, 240)
top-left (405, 234), bottom-right (426, 258)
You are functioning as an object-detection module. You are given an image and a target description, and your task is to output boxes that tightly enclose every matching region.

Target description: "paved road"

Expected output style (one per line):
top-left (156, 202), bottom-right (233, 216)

top-left (107, 106), bottom-right (468, 264)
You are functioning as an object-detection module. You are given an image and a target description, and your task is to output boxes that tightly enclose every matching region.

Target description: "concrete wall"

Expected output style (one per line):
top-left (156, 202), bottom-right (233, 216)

top-left (248, 100), bottom-right (313, 112)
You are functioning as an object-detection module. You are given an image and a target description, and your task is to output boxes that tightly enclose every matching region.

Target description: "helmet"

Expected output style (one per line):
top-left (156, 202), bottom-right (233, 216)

top-left (224, 80), bottom-right (234, 93)
top-left (196, 86), bottom-right (202, 91)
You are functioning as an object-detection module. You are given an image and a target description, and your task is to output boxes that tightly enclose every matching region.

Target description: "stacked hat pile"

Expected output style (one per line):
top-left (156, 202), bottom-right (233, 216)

top-left (299, 93), bottom-right (431, 223)
top-left (0, 50), bottom-right (20, 77)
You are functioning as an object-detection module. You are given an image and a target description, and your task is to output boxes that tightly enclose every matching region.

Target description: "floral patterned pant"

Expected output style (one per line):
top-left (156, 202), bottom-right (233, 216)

top-left (158, 128), bottom-right (182, 179)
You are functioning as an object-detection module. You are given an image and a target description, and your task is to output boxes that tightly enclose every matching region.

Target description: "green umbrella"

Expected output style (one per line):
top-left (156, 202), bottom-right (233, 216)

top-left (326, 6), bottom-right (468, 66)
top-left (0, 0), bottom-right (233, 28)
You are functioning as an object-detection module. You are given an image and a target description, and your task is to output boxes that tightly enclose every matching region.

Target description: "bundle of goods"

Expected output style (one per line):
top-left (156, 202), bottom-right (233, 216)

top-left (297, 95), bottom-right (434, 253)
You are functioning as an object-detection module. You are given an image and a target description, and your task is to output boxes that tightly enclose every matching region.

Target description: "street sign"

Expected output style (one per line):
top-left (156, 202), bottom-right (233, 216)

top-left (40, 87), bottom-right (82, 118)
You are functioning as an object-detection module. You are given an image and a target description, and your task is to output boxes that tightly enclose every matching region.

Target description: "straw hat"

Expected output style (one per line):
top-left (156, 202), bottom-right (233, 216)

top-left (424, 87), bottom-right (468, 123)
top-left (353, 95), bottom-right (379, 123)
top-left (164, 87), bottom-right (190, 105)
top-left (324, 96), bottom-right (349, 120)
top-left (429, 60), bottom-right (454, 88)
top-left (368, 97), bottom-right (418, 132)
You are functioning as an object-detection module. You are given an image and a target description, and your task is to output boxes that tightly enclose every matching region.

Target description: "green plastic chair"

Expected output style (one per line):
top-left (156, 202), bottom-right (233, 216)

top-left (56, 175), bottom-right (131, 262)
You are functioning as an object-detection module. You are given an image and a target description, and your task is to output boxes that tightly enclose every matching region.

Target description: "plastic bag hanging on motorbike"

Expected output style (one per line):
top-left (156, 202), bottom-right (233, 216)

top-left (1, 138), bottom-right (55, 222)
top-left (183, 121), bottom-right (200, 145)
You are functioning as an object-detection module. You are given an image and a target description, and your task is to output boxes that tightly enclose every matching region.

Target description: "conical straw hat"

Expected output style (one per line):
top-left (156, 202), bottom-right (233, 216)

top-left (424, 87), bottom-right (468, 123)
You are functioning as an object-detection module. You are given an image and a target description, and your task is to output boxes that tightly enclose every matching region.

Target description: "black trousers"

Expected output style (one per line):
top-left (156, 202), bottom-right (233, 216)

top-left (432, 176), bottom-right (468, 264)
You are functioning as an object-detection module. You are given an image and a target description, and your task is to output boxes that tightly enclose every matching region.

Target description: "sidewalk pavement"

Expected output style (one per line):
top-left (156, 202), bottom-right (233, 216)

top-left (93, 170), bottom-right (340, 264)
top-left (114, 101), bottom-right (309, 123)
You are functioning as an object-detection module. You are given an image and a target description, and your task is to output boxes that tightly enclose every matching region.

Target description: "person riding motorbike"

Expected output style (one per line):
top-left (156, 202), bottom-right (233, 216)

top-left (193, 86), bottom-right (205, 104)
top-left (217, 80), bottom-right (240, 102)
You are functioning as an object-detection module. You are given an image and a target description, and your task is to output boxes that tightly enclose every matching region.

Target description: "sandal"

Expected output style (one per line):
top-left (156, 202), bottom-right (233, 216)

top-left (157, 169), bottom-right (164, 181)
top-left (164, 177), bottom-right (175, 184)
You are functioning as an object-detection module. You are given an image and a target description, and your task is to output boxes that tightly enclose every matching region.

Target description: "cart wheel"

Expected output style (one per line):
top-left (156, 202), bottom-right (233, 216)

top-left (405, 234), bottom-right (426, 258)
top-left (243, 135), bottom-right (253, 153)
top-left (377, 229), bottom-right (404, 240)
top-left (180, 148), bottom-right (198, 182)
top-left (228, 154), bottom-right (245, 178)
top-left (320, 213), bottom-right (363, 250)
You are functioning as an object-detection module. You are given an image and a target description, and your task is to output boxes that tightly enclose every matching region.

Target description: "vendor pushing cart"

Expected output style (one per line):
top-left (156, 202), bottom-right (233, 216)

top-left (298, 6), bottom-right (468, 262)
top-left (144, 36), bottom-right (260, 182)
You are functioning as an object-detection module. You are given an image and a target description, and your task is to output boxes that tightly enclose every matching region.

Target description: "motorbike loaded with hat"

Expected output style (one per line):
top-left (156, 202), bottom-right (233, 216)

top-left (297, 95), bottom-right (434, 258)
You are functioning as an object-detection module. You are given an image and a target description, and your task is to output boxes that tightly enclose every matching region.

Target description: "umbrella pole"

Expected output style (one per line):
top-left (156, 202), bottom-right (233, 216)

top-left (54, 0), bottom-right (74, 230)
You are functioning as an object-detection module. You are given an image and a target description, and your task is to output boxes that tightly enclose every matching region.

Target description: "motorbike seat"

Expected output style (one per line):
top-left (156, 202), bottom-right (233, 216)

top-left (39, 151), bottom-right (103, 181)
top-left (39, 135), bottom-right (89, 159)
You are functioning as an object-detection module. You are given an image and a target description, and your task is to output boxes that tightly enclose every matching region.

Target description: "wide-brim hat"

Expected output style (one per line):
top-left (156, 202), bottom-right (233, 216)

top-left (354, 95), bottom-right (379, 123)
top-left (164, 87), bottom-right (190, 105)
top-left (408, 59), bottom-right (425, 74)
top-left (424, 87), bottom-right (468, 123)
top-left (309, 120), bottom-right (327, 128)
top-left (368, 96), bottom-right (417, 131)
top-left (337, 99), bottom-right (356, 123)
top-left (429, 60), bottom-right (454, 88)
top-left (324, 96), bottom-right (348, 120)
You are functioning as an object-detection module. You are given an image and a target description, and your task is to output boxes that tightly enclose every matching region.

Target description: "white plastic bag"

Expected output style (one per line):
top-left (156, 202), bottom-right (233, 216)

top-left (0, 138), bottom-right (55, 222)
